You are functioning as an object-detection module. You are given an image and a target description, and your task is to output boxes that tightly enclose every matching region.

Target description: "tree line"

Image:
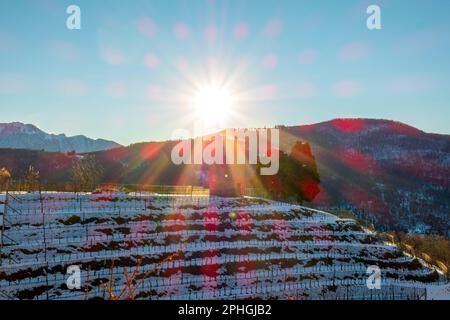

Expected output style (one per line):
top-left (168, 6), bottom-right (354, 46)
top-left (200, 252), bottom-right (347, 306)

top-left (0, 155), bottom-right (103, 192)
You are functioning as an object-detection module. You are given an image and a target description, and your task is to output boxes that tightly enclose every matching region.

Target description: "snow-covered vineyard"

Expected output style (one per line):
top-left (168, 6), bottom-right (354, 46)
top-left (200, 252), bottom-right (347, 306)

top-left (0, 192), bottom-right (448, 300)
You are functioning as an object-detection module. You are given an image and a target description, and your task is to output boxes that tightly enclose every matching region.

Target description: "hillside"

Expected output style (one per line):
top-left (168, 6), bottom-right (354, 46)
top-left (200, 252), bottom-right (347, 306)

top-left (0, 118), bottom-right (448, 235)
top-left (278, 119), bottom-right (450, 235)
top-left (0, 137), bottom-right (320, 205)
top-left (0, 192), bottom-right (445, 300)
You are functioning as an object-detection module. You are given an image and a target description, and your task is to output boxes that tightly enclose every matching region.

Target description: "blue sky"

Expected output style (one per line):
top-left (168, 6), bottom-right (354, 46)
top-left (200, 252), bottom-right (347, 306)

top-left (1, 0), bottom-right (450, 145)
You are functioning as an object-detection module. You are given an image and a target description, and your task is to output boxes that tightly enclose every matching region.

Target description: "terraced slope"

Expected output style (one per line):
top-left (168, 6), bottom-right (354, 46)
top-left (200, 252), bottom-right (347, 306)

top-left (0, 192), bottom-right (446, 300)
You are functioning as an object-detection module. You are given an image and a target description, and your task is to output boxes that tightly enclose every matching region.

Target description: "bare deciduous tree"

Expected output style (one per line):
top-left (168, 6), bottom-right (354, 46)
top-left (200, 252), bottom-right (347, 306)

top-left (23, 165), bottom-right (40, 192)
top-left (84, 242), bottom-right (188, 300)
top-left (0, 167), bottom-right (11, 191)
top-left (71, 155), bottom-right (104, 192)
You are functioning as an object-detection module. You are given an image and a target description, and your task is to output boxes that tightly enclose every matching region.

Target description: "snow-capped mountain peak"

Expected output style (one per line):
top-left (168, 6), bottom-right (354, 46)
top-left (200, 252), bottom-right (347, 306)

top-left (0, 122), bottom-right (121, 153)
top-left (0, 122), bottom-right (44, 135)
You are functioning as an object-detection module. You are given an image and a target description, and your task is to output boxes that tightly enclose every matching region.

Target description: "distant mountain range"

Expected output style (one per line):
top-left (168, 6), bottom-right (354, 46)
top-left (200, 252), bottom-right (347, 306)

top-left (0, 118), bottom-right (448, 235)
top-left (0, 122), bottom-right (121, 153)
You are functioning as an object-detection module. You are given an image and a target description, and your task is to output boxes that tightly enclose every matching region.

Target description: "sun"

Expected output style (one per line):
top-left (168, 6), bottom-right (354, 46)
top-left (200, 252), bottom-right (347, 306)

top-left (193, 85), bottom-right (232, 125)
